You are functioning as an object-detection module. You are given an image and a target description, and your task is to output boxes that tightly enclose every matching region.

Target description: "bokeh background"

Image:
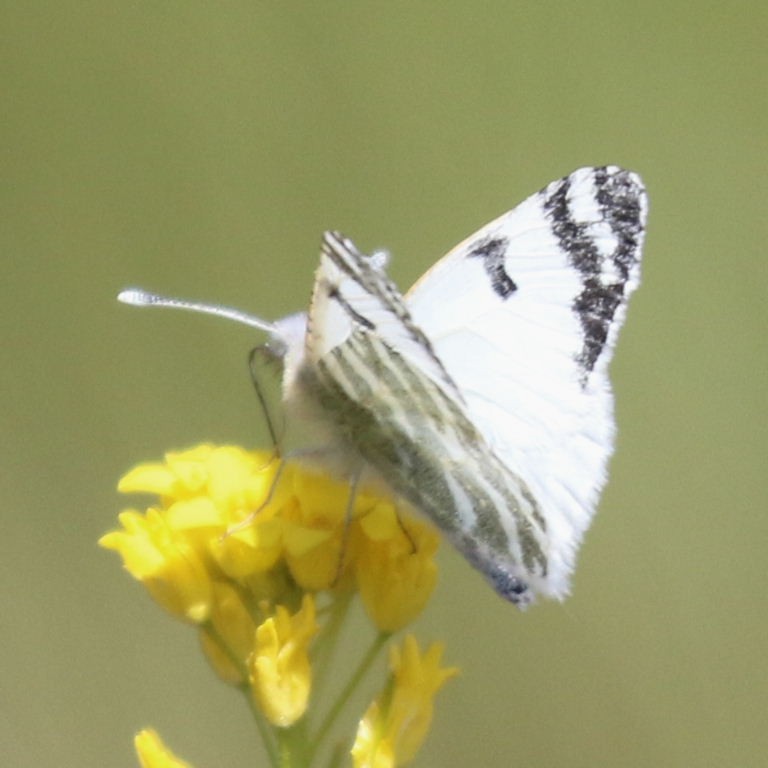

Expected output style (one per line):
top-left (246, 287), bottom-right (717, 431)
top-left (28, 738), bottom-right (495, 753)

top-left (3, 3), bottom-right (765, 767)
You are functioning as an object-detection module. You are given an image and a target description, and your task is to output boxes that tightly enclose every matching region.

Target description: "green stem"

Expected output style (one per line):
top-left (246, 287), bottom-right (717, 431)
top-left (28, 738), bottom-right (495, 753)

top-left (276, 718), bottom-right (312, 768)
top-left (324, 741), bottom-right (346, 768)
top-left (277, 727), bottom-right (293, 768)
top-left (307, 631), bottom-right (390, 763)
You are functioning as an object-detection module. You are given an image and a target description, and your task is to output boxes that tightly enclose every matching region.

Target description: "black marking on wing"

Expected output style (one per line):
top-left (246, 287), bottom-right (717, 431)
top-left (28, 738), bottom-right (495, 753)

top-left (543, 167), bottom-right (643, 380)
top-left (594, 166), bottom-right (644, 278)
top-left (467, 236), bottom-right (517, 299)
top-left (326, 283), bottom-right (376, 330)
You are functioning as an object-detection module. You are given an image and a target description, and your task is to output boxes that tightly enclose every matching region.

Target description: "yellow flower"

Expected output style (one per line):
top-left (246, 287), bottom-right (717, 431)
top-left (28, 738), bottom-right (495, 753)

top-left (102, 445), bottom-right (286, 622)
top-left (355, 503), bottom-right (439, 632)
top-left (119, 444), bottom-right (281, 524)
top-left (134, 728), bottom-right (194, 768)
top-left (99, 508), bottom-right (213, 623)
top-left (249, 594), bottom-right (319, 727)
top-left (351, 636), bottom-right (458, 768)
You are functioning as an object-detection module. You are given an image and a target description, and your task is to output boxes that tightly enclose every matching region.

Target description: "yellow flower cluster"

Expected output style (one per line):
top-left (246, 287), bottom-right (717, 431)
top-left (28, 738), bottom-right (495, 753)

top-left (102, 444), bottom-right (456, 767)
top-left (102, 445), bottom-right (438, 634)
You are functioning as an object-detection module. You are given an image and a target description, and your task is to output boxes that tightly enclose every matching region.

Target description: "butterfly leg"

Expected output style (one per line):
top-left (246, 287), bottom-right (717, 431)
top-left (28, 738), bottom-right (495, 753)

top-left (330, 466), bottom-right (363, 587)
top-left (224, 457), bottom-right (288, 537)
top-left (394, 511), bottom-right (417, 554)
top-left (248, 344), bottom-right (285, 455)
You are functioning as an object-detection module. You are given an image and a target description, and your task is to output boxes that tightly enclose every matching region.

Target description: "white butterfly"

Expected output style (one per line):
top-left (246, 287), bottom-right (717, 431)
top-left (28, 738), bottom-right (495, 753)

top-left (120, 165), bottom-right (647, 608)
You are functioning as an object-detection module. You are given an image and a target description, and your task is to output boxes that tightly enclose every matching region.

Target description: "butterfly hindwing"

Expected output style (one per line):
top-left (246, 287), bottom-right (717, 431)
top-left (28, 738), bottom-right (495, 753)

top-left (303, 234), bottom-right (549, 606)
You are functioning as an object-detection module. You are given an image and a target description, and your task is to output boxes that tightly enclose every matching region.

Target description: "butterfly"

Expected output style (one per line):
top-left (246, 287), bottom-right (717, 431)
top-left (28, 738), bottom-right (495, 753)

top-left (120, 165), bottom-right (647, 608)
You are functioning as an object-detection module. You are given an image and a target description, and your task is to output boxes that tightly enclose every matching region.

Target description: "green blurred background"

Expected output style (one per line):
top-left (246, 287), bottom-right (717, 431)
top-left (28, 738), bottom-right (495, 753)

top-left (2, 3), bottom-right (766, 767)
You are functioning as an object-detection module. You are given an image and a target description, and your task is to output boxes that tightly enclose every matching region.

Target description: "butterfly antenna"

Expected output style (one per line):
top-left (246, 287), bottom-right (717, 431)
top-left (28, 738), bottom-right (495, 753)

top-left (117, 288), bottom-right (278, 334)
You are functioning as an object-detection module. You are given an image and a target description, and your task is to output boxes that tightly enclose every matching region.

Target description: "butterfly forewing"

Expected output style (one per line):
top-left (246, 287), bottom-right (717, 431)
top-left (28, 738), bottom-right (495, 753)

top-left (407, 166), bottom-right (646, 598)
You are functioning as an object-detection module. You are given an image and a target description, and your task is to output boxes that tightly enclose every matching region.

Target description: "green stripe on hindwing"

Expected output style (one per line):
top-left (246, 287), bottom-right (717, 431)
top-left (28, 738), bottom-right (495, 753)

top-left (305, 327), bottom-right (549, 603)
